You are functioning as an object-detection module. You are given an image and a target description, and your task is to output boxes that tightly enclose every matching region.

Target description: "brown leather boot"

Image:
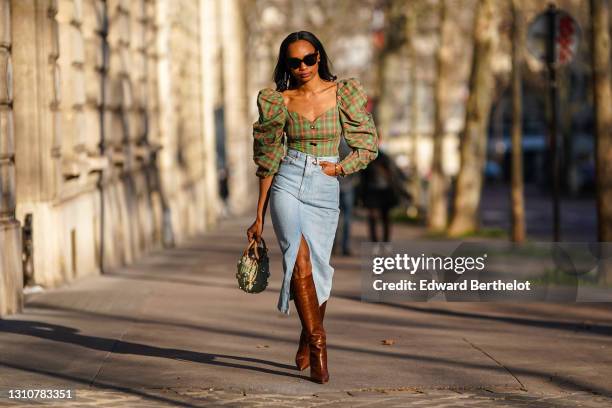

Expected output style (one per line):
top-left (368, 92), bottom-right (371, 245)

top-left (295, 301), bottom-right (326, 371)
top-left (292, 273), bottom-right (329, 384)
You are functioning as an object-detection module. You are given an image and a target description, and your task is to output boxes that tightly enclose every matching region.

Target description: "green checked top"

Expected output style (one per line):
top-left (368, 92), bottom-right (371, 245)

top-left (252, 77), bottom-right (379, 178)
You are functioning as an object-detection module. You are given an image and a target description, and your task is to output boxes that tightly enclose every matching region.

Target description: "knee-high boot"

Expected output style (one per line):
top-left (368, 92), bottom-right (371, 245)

top-left (291, 273), bottom-right (329, 384)
top-left (295, 300), bottom-right (326, 371)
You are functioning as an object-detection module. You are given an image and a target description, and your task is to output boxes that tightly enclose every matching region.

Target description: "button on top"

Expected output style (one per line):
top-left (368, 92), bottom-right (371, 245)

top-left (310, 125), bottom-right (316, 129)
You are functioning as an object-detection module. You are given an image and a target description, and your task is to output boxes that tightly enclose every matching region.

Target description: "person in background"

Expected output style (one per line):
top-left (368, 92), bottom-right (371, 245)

top-left (334, 137), bottom-right (358, 256)
top-left (359, 147), bottom-right (398, 242)
top-left (218, 166), bottom-right (230, 216)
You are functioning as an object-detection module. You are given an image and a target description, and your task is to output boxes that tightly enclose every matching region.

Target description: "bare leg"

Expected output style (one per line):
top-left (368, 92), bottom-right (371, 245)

top-left (293, 235), bottom-right (313, 279)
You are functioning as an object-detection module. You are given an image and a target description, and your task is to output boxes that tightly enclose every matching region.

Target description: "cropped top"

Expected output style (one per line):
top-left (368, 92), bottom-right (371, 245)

top-left (252, 77), bottom-right (379, 178)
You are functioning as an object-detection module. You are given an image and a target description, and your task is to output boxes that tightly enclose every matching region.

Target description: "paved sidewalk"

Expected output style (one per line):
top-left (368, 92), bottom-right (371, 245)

top-left (0, 214), bottom-right (611, 407)
top-left (2, 387), bottom-right (611, 407)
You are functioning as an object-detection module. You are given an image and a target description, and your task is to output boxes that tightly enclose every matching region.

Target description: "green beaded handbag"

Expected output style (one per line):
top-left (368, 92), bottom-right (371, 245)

top-left (236, 238), bottom-right (270, 293)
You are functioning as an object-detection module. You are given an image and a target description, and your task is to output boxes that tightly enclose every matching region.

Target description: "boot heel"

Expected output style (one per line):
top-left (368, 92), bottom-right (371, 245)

top-left (309, 333), bottom-right (329, 383)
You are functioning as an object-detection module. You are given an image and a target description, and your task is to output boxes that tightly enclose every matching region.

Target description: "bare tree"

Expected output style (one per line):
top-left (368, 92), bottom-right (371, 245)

top-left (510, 0), bottom-right (526, 242)
top-left (590, 0), bottom-right (612, 243)
top-left (406, 2), bottom-right (422, 217)
top-left (447, 0), bottom-right (499, 237)
top-left (374, 0), bottom-right (407, 141)
top-left (428, 0), bottom-right (450, 232)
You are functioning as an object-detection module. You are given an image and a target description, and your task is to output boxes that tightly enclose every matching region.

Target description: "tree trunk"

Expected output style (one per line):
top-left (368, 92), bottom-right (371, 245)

top-left (590, 0), bottom-right (612, 244)
top-left (407, 5), bottom-right (422, 217)
top-left (447, 0), bottom-right (498, 236)
top-left (510, 0), bottom-right (526, 243)
top-left (375, 0), bottom-right (403, 142)
top-left (427, 0), bottom-right (449, 232)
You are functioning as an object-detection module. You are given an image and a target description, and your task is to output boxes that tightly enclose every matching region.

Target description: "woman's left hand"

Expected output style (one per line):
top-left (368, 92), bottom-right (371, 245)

top-left (319, 161), bottom-right (337, 177)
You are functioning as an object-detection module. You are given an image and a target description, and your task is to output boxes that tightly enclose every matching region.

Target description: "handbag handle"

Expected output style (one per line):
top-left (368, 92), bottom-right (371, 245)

top-left (243, 238), bottom-right (267, 260)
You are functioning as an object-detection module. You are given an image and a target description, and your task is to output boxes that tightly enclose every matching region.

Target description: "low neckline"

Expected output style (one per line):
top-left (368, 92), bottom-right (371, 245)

top-left (287, 105), bottom-right (337, 124)
top-left (282, 82), bottom-right (340, 124)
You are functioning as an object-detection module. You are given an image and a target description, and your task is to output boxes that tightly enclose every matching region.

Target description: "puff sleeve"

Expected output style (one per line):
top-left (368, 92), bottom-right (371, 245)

top-left (252, 88), bottom-right (287, 178)
top-left (337, 78), bottom-right (379, 175)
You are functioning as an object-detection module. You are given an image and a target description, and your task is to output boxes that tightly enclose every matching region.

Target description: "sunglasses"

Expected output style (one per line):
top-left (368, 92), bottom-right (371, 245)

top-left (286, 52), bottom-right (318, 70)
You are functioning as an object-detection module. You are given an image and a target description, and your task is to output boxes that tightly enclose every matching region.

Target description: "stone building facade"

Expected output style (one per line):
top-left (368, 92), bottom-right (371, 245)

top-left (0, 0), bottom-right (251, 316)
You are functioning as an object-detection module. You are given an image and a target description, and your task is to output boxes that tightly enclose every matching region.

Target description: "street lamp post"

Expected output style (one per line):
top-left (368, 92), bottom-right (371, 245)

top-left (527, 4), bottom-right (580, 242)
top-left (546, 3), bottom-right (561, 242)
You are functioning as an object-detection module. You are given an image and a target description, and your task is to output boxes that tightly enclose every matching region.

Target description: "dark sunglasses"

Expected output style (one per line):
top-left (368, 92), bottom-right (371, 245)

top-left (286, 52), bottom-right (318, 70)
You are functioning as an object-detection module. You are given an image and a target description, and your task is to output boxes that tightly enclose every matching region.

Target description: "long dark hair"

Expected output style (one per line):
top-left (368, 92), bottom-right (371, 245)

top-left (272, 31), bottom-right (337, 91)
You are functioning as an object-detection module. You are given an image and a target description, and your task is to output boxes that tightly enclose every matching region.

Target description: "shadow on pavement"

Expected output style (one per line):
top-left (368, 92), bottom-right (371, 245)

top-left (5, 305), bottom-right (612, 398)
top-left (332, 291), bottom-right (612, 337)
top-left (0, 360), bottom-right (200, 408)
top-left (0, 319), bottom-right (302, 382)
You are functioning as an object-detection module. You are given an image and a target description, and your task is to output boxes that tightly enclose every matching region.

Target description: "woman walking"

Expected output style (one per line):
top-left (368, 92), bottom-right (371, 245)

top-left (246, 31), bottom-right (378, 384)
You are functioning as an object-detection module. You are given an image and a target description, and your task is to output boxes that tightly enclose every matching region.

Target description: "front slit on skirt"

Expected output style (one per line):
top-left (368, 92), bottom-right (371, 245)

top-left (269, 148), bottom-right (340, 315)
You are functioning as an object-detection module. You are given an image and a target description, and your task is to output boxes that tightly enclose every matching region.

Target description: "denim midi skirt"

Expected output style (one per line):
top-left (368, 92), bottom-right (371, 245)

top-left (270, 148), bottom-right (340, 315)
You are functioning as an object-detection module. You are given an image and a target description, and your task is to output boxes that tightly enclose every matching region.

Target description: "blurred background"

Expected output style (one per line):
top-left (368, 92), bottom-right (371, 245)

top-left (0, 0), bottom-right (610, 316)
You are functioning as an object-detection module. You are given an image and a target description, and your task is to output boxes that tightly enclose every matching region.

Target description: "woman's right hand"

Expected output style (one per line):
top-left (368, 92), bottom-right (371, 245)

top-left (247, 218), bottom-right (263, 243)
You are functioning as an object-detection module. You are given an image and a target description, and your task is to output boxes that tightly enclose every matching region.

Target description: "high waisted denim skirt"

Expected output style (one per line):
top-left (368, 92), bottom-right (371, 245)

top-left (270, 148), bottom-right (340, 315)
